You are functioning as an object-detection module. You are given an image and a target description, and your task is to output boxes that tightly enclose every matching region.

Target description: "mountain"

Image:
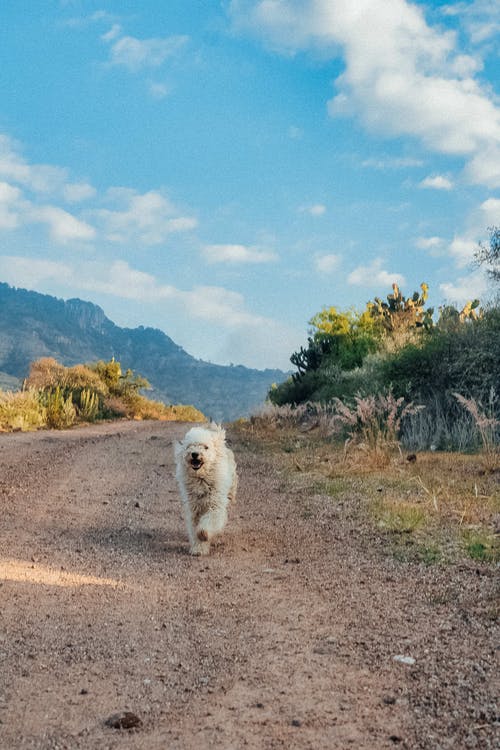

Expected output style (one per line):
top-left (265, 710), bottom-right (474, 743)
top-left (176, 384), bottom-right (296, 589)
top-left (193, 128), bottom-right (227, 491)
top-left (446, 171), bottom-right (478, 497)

top-left (0, 282), bottom-right (286, 421)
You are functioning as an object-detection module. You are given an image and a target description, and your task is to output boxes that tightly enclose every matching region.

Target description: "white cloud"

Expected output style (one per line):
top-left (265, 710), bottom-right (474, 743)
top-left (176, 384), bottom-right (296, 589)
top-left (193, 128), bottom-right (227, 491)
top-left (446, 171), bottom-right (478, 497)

top-left (202, 244), bottom-right (278, 264)
top-left (361, 156), bottom-right (424, 169)
top-left (0, 255), bottom-right (72, 288)
top-left (180, 286), bottom-right (262, 326)
top-left (448, 235), bottom-right (476, 267)
top-left (419, 174), bottom-right (454, 190)
top-left (63, 182), bottom-right (97, 203)
top-left (444, 197), bottom-right (500, 269)
top-left (216, 320), bottom-right (301, 370)
top-left (480, 196), bottom-right (500, 226)
top-left (0, 181), bottom-right (23, 229)
top-left (28, 205), bottom-right (96, 243)
top-left (93, 188), bottom-right (197, 245)
top-left (442, 1), bottom-right (500, 45)
top-left (148, 81), bottom-right (171, 100)
top-left (314, 253), bottom-right (341, 273)
top-left (0, 134), bottom-right (69, 194)
top-left (300, 203), bottom-right (326, 216)
top-left (347, 257), bottom-right (405, 287)
top-left (466, 145), bottom-right (500, 188)
top-left (67, 260), bottom-right (263, 326)
top-left (0, 133), bottom-right (199, 248)
top-left (0, 135), bottom-right (98, 203)
top-left (0, 169), bottom-right (96, 244)
top-left (63, 10), bottom-right (117, 30)
top-left (230, 0), bottom-right (500, 187)
top-left (101, 23), bottom-right (122, 42)
top-left (76, 260), bottom-right (177, 301)
top-left (415, 236), bottom-right (444, 250)
top-left (440, 271), bottom-right (488, 304)
top-left (104, 29), bottom-right (188, 71)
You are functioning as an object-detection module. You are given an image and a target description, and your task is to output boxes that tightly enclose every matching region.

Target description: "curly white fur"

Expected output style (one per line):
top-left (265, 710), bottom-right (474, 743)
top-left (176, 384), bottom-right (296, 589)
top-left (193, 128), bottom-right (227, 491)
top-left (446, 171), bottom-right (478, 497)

top-left (174, 424), bottom-right (238, 556)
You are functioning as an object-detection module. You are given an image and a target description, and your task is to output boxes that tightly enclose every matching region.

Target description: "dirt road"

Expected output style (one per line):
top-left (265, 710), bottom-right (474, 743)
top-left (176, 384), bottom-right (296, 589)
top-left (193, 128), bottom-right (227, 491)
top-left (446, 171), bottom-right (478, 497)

top-left (0, 421), bottom-right (498, 749)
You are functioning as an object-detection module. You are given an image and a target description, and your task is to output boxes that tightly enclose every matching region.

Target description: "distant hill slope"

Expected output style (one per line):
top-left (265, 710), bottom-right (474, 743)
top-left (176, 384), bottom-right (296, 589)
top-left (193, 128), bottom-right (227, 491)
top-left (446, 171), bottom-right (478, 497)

top-left (0, 282), bottom-right (285, 421)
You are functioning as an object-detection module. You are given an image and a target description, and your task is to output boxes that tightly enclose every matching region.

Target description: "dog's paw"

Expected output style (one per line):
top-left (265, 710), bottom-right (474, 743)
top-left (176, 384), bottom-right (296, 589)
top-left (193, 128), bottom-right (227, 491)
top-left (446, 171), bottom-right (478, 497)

top-left (197, 529), bottom-right (209, 542)
top-left (190, 541), bottom-right (210, 556)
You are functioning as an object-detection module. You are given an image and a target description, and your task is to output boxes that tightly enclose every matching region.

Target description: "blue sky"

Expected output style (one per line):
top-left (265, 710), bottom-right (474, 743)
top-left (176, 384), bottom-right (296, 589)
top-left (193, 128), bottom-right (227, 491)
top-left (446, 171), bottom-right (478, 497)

top-left (0, 0), bottom-right (499, 370)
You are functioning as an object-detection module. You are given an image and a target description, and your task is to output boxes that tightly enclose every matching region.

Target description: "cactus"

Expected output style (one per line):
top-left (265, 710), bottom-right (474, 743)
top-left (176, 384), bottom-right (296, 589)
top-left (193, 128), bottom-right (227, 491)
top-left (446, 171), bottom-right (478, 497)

top-left (367, 283), bottom-right (434, 333)
top-left (78, 388), bottom-right (100, 421)
top-left (44, 386), bottom-right (76, 429)
top-left (459, 299), bottom-right (481, 322)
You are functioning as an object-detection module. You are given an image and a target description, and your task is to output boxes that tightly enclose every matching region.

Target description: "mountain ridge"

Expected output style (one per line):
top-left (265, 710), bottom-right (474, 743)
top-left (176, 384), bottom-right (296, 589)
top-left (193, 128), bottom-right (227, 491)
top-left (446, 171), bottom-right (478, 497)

top-left (0, 282), bottom-right (285, 421)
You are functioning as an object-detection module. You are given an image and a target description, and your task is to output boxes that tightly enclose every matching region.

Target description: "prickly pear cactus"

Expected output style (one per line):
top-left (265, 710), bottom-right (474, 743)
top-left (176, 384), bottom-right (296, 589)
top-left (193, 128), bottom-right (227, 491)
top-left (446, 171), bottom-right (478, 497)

top-left (367, 283), bottom-right (434, 333)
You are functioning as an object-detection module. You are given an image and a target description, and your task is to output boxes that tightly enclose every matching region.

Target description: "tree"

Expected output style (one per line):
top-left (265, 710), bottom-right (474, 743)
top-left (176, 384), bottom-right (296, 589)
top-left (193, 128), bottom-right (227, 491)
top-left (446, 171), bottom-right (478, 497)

top-left (474, 226), bottom-right (500, 285)
top-left (309, 306), bottom-right (379, 340)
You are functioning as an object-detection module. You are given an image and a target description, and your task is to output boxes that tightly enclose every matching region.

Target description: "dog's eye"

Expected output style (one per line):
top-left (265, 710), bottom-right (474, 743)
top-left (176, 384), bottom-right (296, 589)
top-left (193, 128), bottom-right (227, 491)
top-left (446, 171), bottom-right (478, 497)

top-left (204, 445), bottom-right (209, 450)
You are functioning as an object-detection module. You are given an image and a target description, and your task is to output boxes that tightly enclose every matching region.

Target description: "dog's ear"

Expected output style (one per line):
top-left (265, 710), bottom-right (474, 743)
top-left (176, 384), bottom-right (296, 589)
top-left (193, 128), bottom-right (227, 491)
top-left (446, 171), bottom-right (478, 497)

top-left (213, 424), bottom-right (226, 444)
top-left (173, 440), bottom-right (183, 458)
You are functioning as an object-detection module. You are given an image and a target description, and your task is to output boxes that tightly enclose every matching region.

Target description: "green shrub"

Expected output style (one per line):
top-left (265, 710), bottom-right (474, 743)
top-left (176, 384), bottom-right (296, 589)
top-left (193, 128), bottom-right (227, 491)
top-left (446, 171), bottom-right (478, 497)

top-left (78, 388), bottom-right (100, 421)
top-left (382, 308), bottom-right (500, 402)
top-left (43, 386), bottom-right (77, 429)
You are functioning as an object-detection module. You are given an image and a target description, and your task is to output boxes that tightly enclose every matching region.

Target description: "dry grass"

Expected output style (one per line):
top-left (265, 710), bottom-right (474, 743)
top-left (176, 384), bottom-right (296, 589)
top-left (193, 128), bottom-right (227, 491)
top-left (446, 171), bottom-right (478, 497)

top-left (125, 396), bottom-right (206, 422)
top-left (233, 417), bottom-right (500, 564)
top-left (0, 388), bottom-right (205, 433)
top-left (453, 390), bottom-right (499, 471)
top-left (0, 389), bottom-right (46, 432)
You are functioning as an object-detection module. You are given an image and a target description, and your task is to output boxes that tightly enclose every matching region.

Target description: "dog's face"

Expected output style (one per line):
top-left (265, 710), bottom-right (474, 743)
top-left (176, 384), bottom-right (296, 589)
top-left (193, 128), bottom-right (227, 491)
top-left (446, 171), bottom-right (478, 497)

top-left (176, 426), bottom-right (224, 478)
top-left (183, 439), bottom-right (214, 476)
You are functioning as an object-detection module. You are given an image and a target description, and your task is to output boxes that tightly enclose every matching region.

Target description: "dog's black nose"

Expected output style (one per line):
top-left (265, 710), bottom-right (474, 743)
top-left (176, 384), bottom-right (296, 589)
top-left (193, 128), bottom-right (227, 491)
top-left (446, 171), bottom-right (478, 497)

top-left (191, 451), bottom-right (199, 459)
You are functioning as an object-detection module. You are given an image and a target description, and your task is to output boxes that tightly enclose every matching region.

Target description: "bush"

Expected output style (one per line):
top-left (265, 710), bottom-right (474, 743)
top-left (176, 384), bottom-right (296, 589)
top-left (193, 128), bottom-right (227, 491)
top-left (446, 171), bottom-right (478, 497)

top-left (329, 391), bottom-right (422, 464)
top-left (0, 357), bottom-right (207, 432)
top-left (43, 386), bottom-right (77, 429)
top-left (0, 389), bottom-right (46, 431)
top-left (25, 358), bottom-right (66, 390)
top-left (78, 388), bottom-right (100, 421)
top-left (382, 308), bottom-right (500, 402)
top-left (382, 307), bottom-right (500, 450)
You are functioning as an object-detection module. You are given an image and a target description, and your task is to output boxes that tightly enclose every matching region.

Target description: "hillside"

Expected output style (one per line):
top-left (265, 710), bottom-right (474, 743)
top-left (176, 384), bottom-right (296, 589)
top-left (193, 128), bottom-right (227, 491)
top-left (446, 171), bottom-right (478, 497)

top-left (0, 282), bottom-right (285, 421)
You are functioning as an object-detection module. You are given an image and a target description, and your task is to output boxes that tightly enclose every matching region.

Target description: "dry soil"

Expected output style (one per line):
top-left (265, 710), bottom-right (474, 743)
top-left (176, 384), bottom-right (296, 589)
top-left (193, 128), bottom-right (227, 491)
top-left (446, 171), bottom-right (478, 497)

top-left (0, 420), bottom-right (498, 749)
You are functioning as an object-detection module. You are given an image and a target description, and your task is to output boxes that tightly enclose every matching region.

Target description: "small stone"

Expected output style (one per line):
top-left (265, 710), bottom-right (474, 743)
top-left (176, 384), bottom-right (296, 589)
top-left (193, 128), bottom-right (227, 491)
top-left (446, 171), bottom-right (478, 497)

top-left (291, 719), bottom-right (302, 727)
top-left (105, 712), bottom-right (142, 730)
top-left (80, 688), bottom-right (89, 695)
top-left (393, 655), bottom-right (416, 666)
top-left (383, 695), bottom-right (396, 705)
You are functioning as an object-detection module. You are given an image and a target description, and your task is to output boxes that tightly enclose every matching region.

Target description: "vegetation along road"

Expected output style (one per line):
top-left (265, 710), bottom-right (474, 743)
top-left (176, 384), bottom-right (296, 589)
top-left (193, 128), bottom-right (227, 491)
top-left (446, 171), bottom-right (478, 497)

top-left (0, 420), bottom-right (498, 749)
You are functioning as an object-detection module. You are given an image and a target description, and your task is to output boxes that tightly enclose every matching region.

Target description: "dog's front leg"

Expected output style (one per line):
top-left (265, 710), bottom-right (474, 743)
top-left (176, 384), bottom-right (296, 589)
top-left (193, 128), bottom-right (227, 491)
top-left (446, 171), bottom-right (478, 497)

top-left (197, 503), bottom-right (228, 539)
top-left (186, 515), bottom-right (209, 555)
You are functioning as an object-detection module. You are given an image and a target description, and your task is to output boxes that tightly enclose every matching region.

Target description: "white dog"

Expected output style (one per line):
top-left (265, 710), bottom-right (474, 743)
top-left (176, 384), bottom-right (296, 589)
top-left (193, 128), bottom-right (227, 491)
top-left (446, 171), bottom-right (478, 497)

top-left (174, 424), bottom-right (238, 556)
